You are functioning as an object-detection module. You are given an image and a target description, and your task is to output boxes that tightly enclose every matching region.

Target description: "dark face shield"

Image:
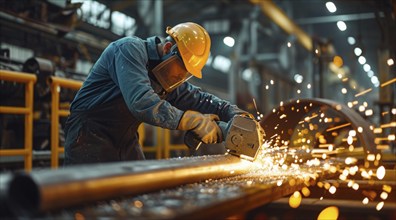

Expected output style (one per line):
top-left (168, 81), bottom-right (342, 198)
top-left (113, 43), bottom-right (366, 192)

top-left (152, 53), bottom-right (192, 93)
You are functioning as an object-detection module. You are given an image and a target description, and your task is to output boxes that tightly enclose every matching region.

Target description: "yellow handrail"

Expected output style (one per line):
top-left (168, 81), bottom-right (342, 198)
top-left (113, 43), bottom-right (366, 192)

top-left (0, 70), bottom-right (36, 171)
top-left (49, 76), bottom-right (82, 168)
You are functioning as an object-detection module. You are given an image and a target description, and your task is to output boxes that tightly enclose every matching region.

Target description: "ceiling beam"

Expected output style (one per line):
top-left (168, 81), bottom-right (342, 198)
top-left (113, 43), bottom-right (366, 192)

top-left (249, 0), bottom-right (313, 51)
top-left (295, 12), bottom-right (384, 25)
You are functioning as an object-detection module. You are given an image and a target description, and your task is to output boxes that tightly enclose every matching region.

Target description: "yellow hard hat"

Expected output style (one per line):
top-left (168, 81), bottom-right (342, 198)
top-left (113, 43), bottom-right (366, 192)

top-left (166, 22), bottom-right (211, 78)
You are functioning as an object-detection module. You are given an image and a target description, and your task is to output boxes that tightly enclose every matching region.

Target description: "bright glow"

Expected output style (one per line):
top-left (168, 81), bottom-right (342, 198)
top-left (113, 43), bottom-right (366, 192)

top-left (329, 186), bottom-right (336, 194)
top-left (287, 42), bottom-right (292, 47)
top-left (326, 2), bottom-right (337, 13)
top-left (387, 58), bottom-right (394, 66)
top-left (367, 70), bottom-right (374, 78)
top-left (347, 36), bottom-right (356, 45)
top-left (371, 76), bottom-right (379, 84)
top-left (345, 157), bottom-right (357, 165)
top-left (337, 21), bottom-right (347, 31)
top-left (112, 11), bottom-right (136, 36)
top-left (367, 154), bottom-right (376, 161)
top-left (242, 68), bottom-right (253, 81)
top-left (363, 64), bottom-right (371, 72)
top-left (301, 187), bottom-right (310, 197)
top-left (333, 56), bottom-right (343, 67)
top-left (347, 136), bottom-right (353, 145)
top-left (362, 197), bottom-right (369, 204)
top-left (212, 55), bottom-right (232, 73)
top-left (380, 192), bottom-right (388, 200)
top-left (223, 36), bottom-right (235, 47)
top-left (307, 83), bottom-right (311, 89)
top-left (317, 206), bottom-right (339, 220)
top-left (383, 185), bottom-right (392, 193)
top-left (354, 47), bottom-right (362, 56)
top-left (359, 105), bottom-right (365, 112)
top-left (294, 74), bottom-right (303, 83)
top-left (289, 191), bottom-right (302, 208)
top-left (376, 166), bottom-right (386, 180)
top-left (341, 88), bottom-right (347, 94)
top-left (358, 56), bottom-right (366, 64)
top-left (376, 201), bottom-right (384, 211)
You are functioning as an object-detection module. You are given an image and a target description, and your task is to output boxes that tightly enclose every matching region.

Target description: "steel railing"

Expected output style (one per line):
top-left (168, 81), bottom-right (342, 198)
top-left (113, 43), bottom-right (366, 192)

top-left (48, 76), bottom-right (82, 168)
top-left (0, 70), bottom-right (36, 171)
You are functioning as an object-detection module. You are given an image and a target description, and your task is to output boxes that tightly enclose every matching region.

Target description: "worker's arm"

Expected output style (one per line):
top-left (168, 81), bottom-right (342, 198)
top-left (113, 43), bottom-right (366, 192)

top-left (113, 39), bottom-right (184, 129)
top-left (166, 82), bottom-right (248, 122)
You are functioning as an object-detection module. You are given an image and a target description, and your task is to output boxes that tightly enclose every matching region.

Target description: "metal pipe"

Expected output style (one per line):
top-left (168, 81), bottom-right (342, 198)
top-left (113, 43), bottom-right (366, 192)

top-left (7, 155), bottom-right (251, 215)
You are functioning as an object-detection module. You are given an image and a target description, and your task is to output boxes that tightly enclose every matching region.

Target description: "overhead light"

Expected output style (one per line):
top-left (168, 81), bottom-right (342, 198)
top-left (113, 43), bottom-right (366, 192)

top-left (371, 75), bottom-right (379, 85)
top-left (326, 2), bottom-right (337, 13)
top-left (354, 47), bottom-right (362, 56)
top-left (337, 21), bottom-right (347, 31)
top-left (367, 70), bottom-right (374, 78)
top-left (223, 36), bottom-right (235, 47)
top-left (387, 58), bottom-right (394, 66)
top-left (242, 68), bottom-right (253, 81)
top-left (347, 37), bottom-right (356, 45)
top-left (212, 55), bottom-right (232, 73)
top-left (294, 74), bottom-right (303, 83)
top-left (363, 64), bottom-right (371, 72)
top-left (358, 56), bottom-right (366, 64)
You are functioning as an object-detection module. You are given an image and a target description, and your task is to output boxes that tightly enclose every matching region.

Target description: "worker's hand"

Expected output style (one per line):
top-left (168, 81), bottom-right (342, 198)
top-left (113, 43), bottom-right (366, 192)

top-left (178, 110), bottom-right (222, 144)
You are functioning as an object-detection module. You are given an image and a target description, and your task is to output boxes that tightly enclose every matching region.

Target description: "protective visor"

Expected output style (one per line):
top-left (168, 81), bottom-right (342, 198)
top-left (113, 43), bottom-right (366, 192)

top-left (152, 52), bottom-right (193, 93)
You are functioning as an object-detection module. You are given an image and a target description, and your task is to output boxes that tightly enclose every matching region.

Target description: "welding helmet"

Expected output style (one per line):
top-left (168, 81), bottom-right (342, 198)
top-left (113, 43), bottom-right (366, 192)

top-left (151, 44), bottom-right (193, 93)
top-left (166, 22), bottom-right (211, 78)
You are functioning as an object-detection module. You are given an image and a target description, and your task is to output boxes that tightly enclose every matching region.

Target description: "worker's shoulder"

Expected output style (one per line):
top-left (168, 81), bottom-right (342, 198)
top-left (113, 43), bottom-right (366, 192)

top-left (113, 36), bottom-right (145, 48)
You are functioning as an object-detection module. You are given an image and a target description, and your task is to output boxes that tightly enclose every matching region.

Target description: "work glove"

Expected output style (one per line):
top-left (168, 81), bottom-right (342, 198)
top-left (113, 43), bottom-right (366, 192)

top-left (178, 110), bottom-right (222, 144)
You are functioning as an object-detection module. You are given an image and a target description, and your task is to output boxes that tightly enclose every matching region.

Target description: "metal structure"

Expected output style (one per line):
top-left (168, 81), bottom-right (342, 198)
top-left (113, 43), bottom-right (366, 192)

top-left (0, 70), bottom-right (37, 171)
top-left (48, 76), bottom-right (83, 168)
top-left (260, 98), bottom-right (377, 156)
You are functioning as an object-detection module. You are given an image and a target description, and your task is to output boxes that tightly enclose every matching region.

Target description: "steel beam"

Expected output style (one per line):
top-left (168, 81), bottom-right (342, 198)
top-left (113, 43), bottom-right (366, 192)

top-left (249, 0), bottom-right (313, 51)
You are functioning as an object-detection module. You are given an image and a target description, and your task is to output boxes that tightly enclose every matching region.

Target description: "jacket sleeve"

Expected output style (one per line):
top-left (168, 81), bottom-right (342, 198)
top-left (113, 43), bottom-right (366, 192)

top-left (112, 39), bottom-right (184, 129)
top-left (165, 82), bottom-right (247, 122)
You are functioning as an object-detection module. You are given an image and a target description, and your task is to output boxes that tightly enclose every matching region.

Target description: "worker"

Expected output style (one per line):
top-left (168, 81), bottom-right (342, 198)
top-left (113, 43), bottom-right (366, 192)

top-left (64, 22), bottom-right (248, 165)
